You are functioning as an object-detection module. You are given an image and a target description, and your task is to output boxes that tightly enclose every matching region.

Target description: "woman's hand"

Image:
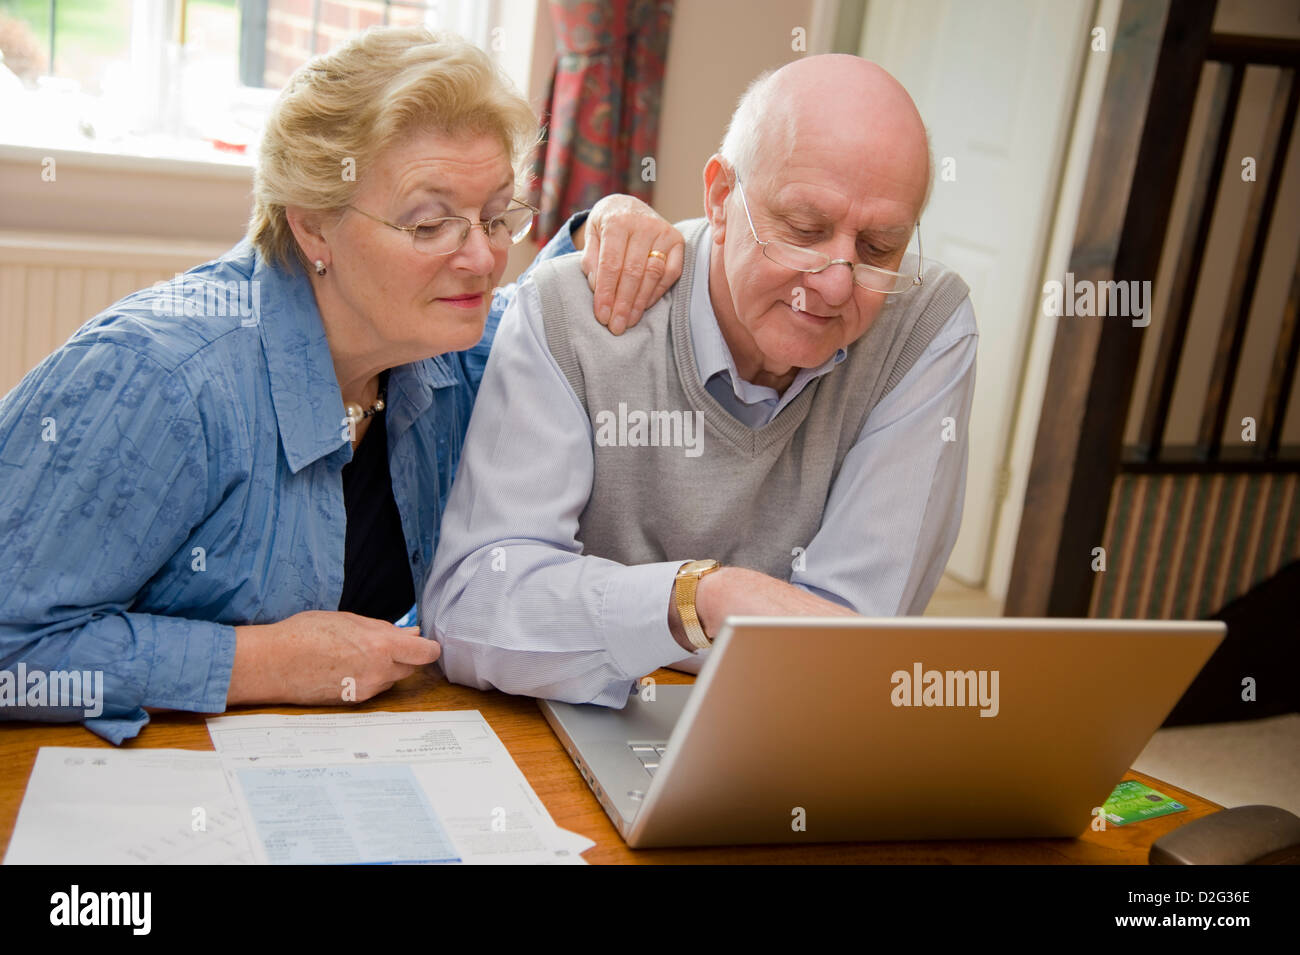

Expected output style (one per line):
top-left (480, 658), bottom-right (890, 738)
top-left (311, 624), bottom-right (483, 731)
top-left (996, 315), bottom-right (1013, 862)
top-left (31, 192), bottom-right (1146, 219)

top-left (228, 611), bottom-right (440, 706)
top-left (580, 194), bottom-right (685, 335)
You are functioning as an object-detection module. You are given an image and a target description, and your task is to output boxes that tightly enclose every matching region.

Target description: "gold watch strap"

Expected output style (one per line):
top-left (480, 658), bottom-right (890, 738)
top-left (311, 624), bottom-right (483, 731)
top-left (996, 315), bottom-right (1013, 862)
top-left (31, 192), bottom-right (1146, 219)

top-left (675, 560), bottom-right (720, 650)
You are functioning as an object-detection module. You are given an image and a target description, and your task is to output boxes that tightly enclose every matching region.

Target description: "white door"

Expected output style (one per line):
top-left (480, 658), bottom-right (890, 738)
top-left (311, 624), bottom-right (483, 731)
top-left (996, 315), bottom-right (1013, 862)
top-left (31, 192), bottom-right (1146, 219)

top-left (860, 0), bottom-right (1093, 586)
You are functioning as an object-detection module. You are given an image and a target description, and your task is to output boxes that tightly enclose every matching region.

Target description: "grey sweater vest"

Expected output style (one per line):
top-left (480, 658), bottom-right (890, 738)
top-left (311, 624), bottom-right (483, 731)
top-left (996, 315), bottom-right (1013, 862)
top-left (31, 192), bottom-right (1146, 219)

top-left (535, 217), bottom-right (968, 579)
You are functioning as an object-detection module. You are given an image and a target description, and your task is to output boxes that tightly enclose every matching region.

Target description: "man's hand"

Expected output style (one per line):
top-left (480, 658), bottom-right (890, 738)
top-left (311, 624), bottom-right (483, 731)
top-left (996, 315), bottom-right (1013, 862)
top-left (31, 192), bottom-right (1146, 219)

top-left (667, 566), bottom-right (858, 651)
top-left (227, 611), bottom-right (440, 706)
top-left (579, 194), bottom-right (685, 335)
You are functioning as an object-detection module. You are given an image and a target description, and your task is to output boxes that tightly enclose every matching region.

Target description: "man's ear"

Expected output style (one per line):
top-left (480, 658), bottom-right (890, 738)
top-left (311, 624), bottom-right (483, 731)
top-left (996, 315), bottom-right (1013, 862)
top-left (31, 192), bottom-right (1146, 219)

top-left (703, 155), bottom-right (732, 244)
top-left (285, 206), bottom-right (330, 271)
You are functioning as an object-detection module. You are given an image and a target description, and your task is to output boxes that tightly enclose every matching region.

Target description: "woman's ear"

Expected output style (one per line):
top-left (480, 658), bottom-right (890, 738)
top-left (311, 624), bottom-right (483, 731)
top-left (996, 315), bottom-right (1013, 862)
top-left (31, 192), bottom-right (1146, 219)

top-left (285, 206), bottom-right (330, 271)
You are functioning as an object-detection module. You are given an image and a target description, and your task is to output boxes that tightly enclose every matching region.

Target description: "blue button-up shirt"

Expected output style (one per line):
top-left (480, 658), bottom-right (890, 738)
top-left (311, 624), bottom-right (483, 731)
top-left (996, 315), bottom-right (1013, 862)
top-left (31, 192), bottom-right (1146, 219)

top-left (0, 217), bottom-right (580, 743)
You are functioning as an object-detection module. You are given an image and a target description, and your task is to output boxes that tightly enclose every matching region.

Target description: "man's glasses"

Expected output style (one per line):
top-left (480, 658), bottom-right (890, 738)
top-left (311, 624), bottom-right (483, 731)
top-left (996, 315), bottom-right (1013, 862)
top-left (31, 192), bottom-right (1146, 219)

top-left (734, 177), bottom-right (923, 294)
top-left (345, 200), bottom-right (537, 255)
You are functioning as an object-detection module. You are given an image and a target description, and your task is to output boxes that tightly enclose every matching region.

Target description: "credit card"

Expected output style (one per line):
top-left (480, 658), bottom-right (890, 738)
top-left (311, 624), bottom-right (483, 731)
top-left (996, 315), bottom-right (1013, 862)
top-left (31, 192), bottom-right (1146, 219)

top-left (1101, 780), bottom-right (1187, 826)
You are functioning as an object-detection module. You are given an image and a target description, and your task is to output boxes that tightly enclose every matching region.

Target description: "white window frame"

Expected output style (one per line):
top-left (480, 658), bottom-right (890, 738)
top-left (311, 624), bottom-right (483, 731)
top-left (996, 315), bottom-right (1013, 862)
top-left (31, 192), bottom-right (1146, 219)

top-left (1, 0), bottom-right (519, 174)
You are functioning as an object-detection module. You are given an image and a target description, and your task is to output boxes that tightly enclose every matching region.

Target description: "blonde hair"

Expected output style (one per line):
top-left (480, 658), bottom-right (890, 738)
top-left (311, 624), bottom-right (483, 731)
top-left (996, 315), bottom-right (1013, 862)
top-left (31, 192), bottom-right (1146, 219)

top-left (249, 27), bottom-right (539, 271)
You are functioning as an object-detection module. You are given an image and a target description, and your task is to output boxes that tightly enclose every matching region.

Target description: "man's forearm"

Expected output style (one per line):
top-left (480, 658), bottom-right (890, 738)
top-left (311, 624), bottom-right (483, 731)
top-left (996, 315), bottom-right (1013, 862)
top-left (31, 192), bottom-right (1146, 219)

top-left (430, 540), bottom-right (688, 703)
top-left (667, 566), bottom-right (857, 647)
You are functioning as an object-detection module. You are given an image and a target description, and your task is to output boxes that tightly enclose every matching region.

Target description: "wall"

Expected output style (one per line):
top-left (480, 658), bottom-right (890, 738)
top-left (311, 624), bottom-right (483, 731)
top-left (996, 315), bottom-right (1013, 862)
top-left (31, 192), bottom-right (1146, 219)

top-left (653, 0), bottom-right (818, 224)
top-left (506, 0), bottom-right (823, 278)
top-left (264, 0), bottom-right (401, 89)
top-left (0, 146), bottom-right (252, 244)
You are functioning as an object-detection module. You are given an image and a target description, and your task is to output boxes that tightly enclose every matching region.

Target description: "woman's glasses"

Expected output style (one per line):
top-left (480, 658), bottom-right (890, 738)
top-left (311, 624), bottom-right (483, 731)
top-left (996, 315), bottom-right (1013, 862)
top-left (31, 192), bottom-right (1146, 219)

top-left (346, 200), bottom-right (537, 255)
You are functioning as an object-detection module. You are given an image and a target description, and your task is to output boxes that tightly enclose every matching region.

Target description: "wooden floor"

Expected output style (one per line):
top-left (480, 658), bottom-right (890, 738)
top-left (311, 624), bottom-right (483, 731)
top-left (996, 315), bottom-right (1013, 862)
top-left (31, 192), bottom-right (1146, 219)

top-left (923, 574), bottom-right (1003, 617)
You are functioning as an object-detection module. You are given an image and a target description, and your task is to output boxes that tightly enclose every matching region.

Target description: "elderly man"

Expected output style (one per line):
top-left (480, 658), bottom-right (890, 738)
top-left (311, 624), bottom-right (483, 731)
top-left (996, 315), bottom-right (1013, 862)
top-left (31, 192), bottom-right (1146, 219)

top-left (423, 54), bottom-right (978, 704)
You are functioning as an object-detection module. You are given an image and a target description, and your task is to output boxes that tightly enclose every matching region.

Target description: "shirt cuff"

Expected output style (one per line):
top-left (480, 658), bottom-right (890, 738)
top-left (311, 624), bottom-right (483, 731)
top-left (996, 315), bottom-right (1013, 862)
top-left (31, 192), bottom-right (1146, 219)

top-left (551, 210), bottom-right (588, 257)
top-left (133, 615), bottom-right (238, 713)
top-left (601, 560), bottom-right (690, 680)
top-left (566, 210), bottom-right (590, 240)
top-left (84, 709), bottom-right (151, 745)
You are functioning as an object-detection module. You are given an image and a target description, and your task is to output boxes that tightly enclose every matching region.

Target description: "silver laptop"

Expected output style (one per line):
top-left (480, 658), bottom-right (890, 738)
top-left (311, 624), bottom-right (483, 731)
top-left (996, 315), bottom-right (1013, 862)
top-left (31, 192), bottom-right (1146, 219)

top-left (539, 616), bottom-right (1225, 848)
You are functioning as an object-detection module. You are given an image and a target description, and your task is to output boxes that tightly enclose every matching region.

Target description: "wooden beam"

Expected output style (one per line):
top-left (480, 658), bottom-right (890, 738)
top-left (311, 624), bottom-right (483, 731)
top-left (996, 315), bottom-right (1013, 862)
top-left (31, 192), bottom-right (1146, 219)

top-left (1260, 248), bottom-right (1300, 459)
top-left (1135, 62), bottom-right (1241, 459)
top-left (1120, 445), bottom-right (1300, 472)
top-left (1207, 33), bottom-right (1300, 68)
top-left (1006, 0), bottom-right (1217, 618)
top-left (1197, 68), bottom-right (1300, 456)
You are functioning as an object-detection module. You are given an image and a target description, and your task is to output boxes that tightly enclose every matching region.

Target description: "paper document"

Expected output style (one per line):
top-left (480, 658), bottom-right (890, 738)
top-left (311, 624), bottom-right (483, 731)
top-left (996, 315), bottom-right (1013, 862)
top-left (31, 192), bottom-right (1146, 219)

top-left (6, 713), bottom-right (593, 865)
top-left (4, 748), bottom-right (254, 865)
top-left (206, 710), bottom-right (593, 865)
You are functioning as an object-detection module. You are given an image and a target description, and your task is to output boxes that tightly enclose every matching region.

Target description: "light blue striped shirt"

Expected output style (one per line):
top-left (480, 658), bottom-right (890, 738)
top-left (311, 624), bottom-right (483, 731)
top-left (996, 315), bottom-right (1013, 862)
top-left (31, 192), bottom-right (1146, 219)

top-left (425, 224), bottom-right (979, 706)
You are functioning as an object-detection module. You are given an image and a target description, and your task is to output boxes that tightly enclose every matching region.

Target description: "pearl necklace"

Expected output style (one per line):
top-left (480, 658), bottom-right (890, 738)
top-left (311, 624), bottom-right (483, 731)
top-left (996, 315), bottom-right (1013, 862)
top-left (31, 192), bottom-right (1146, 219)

top-left (344, 388), bottom-right (386, 428)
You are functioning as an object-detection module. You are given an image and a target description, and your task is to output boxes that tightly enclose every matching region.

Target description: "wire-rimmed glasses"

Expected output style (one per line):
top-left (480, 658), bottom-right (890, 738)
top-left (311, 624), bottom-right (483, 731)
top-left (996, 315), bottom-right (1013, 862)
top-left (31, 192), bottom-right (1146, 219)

top-left (733, 177), bottom-right (923, 293)
top-left (345, 200), bottom-right (537, 255)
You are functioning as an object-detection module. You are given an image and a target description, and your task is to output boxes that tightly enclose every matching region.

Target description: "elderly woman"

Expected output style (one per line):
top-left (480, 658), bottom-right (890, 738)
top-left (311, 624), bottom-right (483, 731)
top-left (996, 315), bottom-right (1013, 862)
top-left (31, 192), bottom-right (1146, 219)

top-left (0, 27), bottom-right (683, 743)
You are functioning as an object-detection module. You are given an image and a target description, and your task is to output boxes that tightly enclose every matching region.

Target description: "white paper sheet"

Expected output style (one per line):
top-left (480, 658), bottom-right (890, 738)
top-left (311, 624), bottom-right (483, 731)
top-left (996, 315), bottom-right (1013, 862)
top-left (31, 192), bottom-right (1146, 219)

top-left (205, 710), bottom-right (594, 865)
top-left (4, 748), bottom-right (254, 865)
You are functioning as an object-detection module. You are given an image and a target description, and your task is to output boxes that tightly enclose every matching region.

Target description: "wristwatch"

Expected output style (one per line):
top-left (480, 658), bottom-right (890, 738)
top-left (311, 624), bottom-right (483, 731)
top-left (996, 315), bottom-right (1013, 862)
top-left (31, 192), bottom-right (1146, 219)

top-left (674, 559), bottom-right (721, 650)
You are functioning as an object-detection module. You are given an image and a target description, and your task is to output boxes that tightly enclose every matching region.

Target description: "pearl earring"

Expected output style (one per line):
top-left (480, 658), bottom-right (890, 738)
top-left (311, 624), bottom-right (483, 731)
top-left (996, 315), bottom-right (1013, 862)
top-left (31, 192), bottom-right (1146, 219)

top-left (315, 260), bottom-right (327, 276)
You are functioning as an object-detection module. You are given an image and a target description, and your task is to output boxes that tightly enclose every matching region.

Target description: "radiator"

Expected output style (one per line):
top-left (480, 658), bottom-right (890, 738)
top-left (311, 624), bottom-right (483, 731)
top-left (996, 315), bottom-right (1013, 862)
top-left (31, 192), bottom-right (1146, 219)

top-left (0, 232), bottom-right (227, 398)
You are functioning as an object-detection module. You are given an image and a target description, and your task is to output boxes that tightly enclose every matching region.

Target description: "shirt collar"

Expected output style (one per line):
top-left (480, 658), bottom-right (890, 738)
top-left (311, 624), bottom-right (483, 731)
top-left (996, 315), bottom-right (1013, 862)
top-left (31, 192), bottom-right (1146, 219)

top-left (687, 225), bottom-right (846, 407)
top-left (250, 242), bottom-right (458, 473)
top-left (387, 353), bottom-right (460, 443)
top-left (250, 243), bottom-right (348, 473)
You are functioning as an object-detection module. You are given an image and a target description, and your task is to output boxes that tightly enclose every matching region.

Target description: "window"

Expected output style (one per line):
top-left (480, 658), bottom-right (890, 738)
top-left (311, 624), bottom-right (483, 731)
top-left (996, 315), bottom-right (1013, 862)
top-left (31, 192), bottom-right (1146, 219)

top-left (0, 0), bottom-right (500, 164)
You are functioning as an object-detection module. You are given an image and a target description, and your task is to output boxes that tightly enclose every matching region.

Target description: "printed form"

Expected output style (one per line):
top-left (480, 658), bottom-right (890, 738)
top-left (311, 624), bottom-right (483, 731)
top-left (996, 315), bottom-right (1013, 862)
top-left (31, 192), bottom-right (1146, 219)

top-left (6, 712), bottom-right (593, 865)
top-left (206, 710), bottom-right (593, 864)
top-left (4, 748), bottom-right (254, 865)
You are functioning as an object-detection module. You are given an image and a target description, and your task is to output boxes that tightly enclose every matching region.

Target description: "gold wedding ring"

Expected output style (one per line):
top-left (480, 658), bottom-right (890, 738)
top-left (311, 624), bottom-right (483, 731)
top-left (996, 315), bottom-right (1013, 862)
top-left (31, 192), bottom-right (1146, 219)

top-left (648, 249), bottom-right (667, 261)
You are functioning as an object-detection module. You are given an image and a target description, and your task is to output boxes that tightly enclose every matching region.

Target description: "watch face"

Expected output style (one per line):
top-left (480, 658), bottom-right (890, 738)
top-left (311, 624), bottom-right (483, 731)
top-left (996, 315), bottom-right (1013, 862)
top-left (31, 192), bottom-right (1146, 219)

top-left (679, 559), bottom-right (720, 576)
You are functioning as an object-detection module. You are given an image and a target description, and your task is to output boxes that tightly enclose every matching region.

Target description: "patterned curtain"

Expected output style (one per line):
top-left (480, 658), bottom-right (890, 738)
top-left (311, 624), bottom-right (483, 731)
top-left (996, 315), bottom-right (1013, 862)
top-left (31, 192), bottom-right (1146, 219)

top-left (529, 0), bottom-right (675, 244)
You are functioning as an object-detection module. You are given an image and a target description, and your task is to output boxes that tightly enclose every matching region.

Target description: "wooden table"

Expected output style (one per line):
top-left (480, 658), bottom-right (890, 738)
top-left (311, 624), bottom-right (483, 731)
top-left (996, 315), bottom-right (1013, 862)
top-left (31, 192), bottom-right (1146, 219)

top-left (0, 667), bottom-right (1219, 864)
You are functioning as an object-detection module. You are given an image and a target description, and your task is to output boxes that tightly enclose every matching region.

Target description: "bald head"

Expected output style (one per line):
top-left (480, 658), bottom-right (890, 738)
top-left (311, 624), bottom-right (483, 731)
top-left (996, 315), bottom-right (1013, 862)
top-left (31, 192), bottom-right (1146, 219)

top-left (719, 55), bottom-right (932, 216)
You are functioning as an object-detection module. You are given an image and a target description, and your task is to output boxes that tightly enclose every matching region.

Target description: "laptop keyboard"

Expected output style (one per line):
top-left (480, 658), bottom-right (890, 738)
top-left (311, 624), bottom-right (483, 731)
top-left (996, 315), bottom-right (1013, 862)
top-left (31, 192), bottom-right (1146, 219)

top-left (629, 743), bottom-right (668, 777)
